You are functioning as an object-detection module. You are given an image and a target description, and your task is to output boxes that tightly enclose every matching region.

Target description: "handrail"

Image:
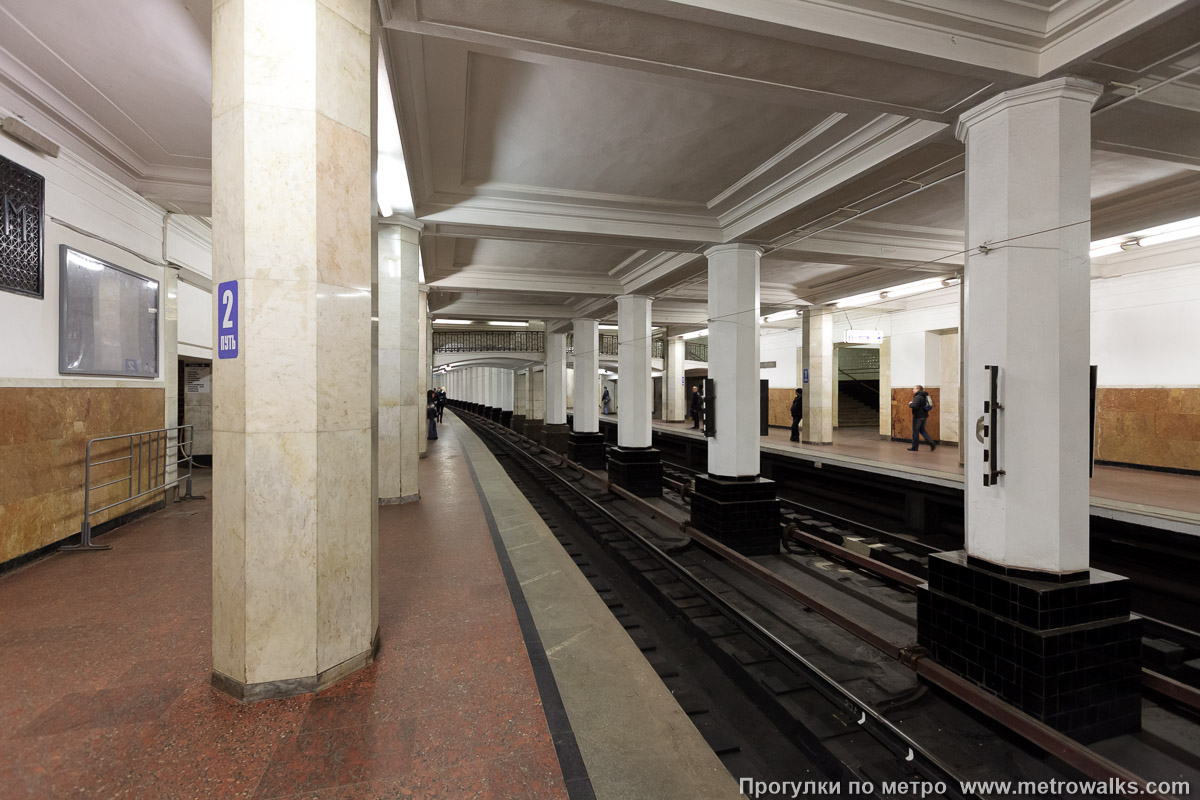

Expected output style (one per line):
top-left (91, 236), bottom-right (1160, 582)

top-left (838, 368), bottom-right (881, 396)
top-left (62, 424), bottom-right (202, 553)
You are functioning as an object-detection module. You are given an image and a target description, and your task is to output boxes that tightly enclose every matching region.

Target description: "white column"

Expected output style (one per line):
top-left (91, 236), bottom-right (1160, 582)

top-left (959, 77), bottom-right (1100, 574)
top-left (163, 268), bottom-right (180, 491)
top-left (514, 370), bottom-right (528, 416)
top-left (572, 319), bottom-right (600, 433)
top-left (546, 333), bottom-right (568, 425)
top-left (377, 226), bottom-right (420, 502)
top-left (705, 244), bottom-right (762, 478)
top-left (502, 369), bottom-right (514, 411)
top-left (663, 335), bottom-right (686, 422)
top-left (617, 295), bottom-right (653, 448)
top-left (801, 308), bottom-right (834, 444)
top-left (211, 0), bottom-right (375, 696)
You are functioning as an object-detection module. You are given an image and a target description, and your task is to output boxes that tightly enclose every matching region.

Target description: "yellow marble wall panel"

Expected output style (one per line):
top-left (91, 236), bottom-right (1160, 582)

top-left (1095, 388), bottom-right (1200, 471)
top-left (0, 387), bottom-right (165, 564)
top-left (768, 389), bottom-right (794, 427)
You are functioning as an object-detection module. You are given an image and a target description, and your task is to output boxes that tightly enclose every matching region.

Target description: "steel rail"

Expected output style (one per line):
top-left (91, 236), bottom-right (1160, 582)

top-left (460, 411), bottom-right (982, 800)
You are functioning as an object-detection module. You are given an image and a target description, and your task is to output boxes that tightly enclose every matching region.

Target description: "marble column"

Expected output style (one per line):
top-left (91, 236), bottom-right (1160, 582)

top-left (512, 369), bottom-right (528, 433)
top-left (918, 77), bottom-right (1140, 743)
top-left (568, 319), bottom-right (604, 468)
top-left (377, 225), bottom-right (419, 503)
top-left (878, 337), bottom-right (892, 438)
top-left (801, 308), bottom-right (834, 444)
top-left (163, 267), bottom-right (180, 493)
top-left (500, 368), bottom-right (514, 427)
top-left (417, 289), bottom-right (429, 456)
top-left (210, 0), bottom-right (377, 699)
top-left (689, 244), bottom-right (779, 555)
top-left (544, 333), bottom-right (569, 453)
top-left (526, 367), bottom-right (546, 442)
top-left (662, 334), bottom-right (686, 422)
top-left (608, 295), bottom-right (661, 495)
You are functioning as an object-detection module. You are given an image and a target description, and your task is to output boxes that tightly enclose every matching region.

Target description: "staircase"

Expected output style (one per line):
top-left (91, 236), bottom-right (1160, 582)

top-left (837, 380), bottom-right (880, 428)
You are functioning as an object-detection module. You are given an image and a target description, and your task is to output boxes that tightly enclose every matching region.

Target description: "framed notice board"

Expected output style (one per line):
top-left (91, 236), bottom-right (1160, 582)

top-left (59, 246), bottom-right (159, 377)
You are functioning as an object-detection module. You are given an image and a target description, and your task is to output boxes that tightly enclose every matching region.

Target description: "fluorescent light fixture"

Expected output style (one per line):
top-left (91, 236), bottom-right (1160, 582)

top-left (681, 328), bottom-right (708, 340)
top-left (833, 277), bottom-right (947, 308)
top-left (433, 319), bottom-right (472, 325)
top-left (651, 370), bottom-right (664, 377)
top-left (487, 320), bottom-right (529, 327)
top-left (1090, 215), bottom-right (1200, 258)
top-left (599, 324), bottom-right (618, 330)
top-left (1139, 223), bottom-right (1200, 247)
top-left (761, 309), bottom-right (799, 323)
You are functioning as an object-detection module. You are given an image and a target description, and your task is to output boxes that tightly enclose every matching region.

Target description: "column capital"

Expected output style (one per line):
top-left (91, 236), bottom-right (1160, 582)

top-left (955, 76), bottom-right (1102, 143)
top-left (703, 242), bottom-right (763, 259)
top-left (615, 294), bottom-right (651, 302)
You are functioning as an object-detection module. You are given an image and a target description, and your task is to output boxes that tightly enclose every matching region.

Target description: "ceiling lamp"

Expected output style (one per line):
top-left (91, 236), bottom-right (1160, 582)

top-left (680, 328), bottom-right (708, 340)
top-left (599, 324), bottom-right (618, 330)
top-left (761, 309), bottom-right (799, 323)
top-left (433, 319), bottom-right (472, 325)
top-left (1089, 215), bottom-right (1200, 259)
top-left (487, 320), bottom-right (529, 327)
top-left (833, 277), bottom-right (948, 308)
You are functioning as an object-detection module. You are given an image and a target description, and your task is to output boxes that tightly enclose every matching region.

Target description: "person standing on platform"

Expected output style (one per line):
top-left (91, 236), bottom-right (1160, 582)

top-left (907, 385), bottom-right (936, 451)
top-left (426, 389), bottom-right (439, 441)
top-left (436, 387), bottom-right (446, 422)
top-left (689, 384), bottom-right (703, 429)
top-left (601, 386), bottom-right (611, 415)
top-left (789, 388), bottom-right (802, 442)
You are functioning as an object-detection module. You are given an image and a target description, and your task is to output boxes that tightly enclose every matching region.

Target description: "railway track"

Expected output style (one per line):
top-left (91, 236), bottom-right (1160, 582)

top-left (662, 461), bottom-right (1200, 708)
top-left (455, 409), bottom-right (1197, 799)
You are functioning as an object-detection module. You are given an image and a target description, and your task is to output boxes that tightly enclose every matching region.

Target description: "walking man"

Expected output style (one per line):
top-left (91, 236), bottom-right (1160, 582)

top-left (907, 385), bottom-right (937, 451)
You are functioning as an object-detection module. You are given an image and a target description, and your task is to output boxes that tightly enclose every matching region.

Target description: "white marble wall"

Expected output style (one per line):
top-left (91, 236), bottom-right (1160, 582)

top-left (531, 368), bottom-right (546, 421)
top-left (417, 289), bottom-right (429, 456)
top-left (211, 0), bottom-right (377, 689)
top-left (573, 320), bottom-right (600, 433)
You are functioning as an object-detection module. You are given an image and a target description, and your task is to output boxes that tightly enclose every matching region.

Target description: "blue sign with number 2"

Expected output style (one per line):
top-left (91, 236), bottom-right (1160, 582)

top-left (217, 280), bottom-right (239, 359)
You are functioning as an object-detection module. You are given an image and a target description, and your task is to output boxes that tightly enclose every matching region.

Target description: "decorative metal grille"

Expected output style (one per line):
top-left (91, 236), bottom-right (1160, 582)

top-left (685, 341), bottom-right (708, 362)
top-left (0, 154), bottom-right (45, 298)
top-left (433, 330), bottom-right (545, 353)
top-left (652, 336), bottom-right (664, 359)
top-left (599, 333), bottom-right (618, 356)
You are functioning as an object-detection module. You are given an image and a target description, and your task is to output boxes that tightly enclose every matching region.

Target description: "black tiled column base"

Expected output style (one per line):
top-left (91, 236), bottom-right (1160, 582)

top-left (500, 410), bottom-right (513, 428)
top-left (606, 446), bottom-right (662, 497)
top-left (918, 551), bottom-right (1141, 743)
top-left (543, 423), bottom-right (569, 454)
top-left (689, 475), bottom-right (780, 557)
top-left (481, 405), bottom-right (493, 420)
top-left (524, 419), bottom-right (544, 443)
top-left (510, 414), bottom-right (526, 435)
top-left (568, 431), bottom-right (607, 470)
top-left (491, 407), bottom-right (503, 423)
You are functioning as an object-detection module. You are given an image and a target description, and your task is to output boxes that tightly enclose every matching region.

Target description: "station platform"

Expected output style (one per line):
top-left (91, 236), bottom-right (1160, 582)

top-left (590, 413), bottom-right (1200, 537)
top-left (0, 415), bottom-right (737, 798)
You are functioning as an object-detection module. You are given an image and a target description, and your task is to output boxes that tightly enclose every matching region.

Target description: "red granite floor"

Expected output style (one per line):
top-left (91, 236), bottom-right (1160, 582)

top-left (0, 423), bottom-right (569, 799)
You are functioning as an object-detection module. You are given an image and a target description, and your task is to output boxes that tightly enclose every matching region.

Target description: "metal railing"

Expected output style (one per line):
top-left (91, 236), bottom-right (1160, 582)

top-left (685, 341), bottom-right (708, 362)
top-left (433, 330), bottom-right (545, 353)
top-left (63, 425), bottom-right (201, 552)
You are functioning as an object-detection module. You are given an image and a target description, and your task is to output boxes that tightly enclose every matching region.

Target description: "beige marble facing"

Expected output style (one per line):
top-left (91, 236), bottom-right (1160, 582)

top-left (211, 0), bottom-right (376, 690)
top-left (418, 289), bottom-right (429, 456)
top-left (878, 337), bottom-right (892, 437)
top-left (940, 332), bottom-right (960, 444)
top-left (801, 309), bottom-right (834, 444)
top-left (377, 226), bottom-right (421, 501)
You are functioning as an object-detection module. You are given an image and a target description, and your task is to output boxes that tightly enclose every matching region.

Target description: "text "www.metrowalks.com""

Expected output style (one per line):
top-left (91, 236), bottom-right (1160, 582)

top-left (739, 778), bottom-right (1192, 798)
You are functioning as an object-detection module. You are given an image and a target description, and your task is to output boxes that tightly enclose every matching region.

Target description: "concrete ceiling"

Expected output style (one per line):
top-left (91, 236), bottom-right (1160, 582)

top-left (0, 0), bottom-right (212, 213)
top-left (3, 0), bottom-right (1200, 322)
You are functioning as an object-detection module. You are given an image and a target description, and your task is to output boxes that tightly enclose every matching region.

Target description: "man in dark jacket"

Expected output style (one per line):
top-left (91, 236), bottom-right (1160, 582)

top-left (908, 385), bottom-right (937, 451)
top-left (689, 385), bottom-right (703, 429)
top-left (789, 388), bottom-right (802, 442)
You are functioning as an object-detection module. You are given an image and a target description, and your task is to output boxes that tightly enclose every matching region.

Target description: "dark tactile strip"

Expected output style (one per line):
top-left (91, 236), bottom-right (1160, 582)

top-left (458, 439), bottom-right (594, 800)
